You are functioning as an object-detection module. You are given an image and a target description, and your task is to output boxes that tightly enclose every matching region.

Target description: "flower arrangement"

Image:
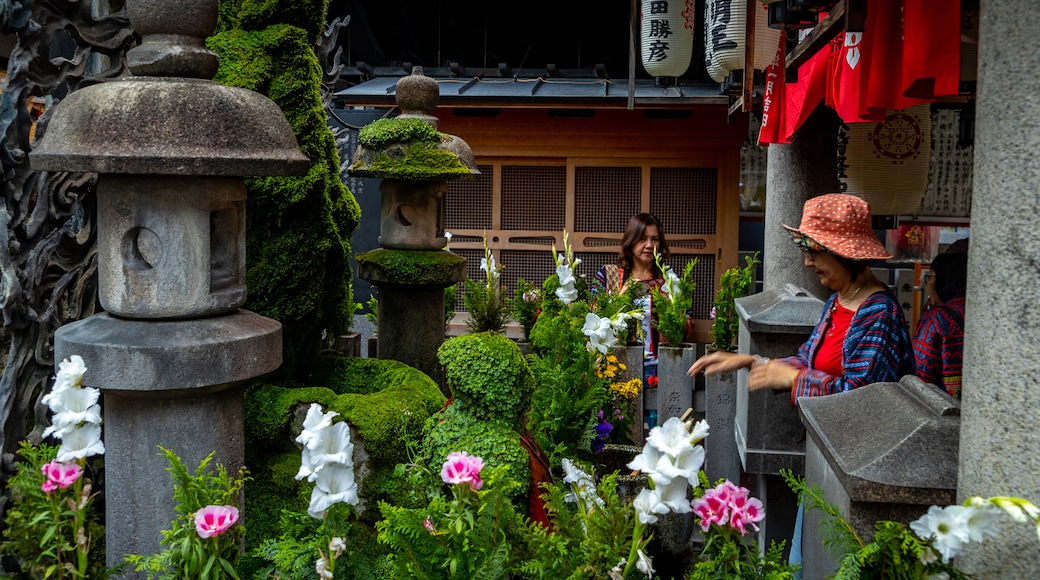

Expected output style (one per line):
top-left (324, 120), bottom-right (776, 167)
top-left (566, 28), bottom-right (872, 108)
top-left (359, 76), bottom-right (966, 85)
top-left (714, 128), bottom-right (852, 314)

top-left (649, 251), bottom-right (698, 347)
top-left (464, 233), bottom-right (509, 333)
top-left (125, 448), bottom-right (248, 579)
top-left (1, 355), bottom-right (105, 579)
top-left (709, 252), bottom-right (760, 352)
top-left (785, 470), bottom-right (1040, 579)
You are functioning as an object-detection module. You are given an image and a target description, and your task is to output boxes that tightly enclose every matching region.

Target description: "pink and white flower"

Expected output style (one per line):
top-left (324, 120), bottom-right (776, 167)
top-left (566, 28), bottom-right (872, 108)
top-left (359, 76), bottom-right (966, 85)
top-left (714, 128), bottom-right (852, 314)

top-left (440, 451), bottom-right (484, 491)
top-left (729, 493), bottom-right (765, 534)
top-left (40, 460), bottom-right (83, 493)
top-left (692, 492), bottom-right (729, 531)
top-left (194, 505), bottom-right (239, 539)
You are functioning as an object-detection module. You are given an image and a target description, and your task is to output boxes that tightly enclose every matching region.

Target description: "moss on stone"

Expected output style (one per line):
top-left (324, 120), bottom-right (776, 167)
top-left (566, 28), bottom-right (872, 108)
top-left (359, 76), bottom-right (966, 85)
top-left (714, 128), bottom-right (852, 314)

top-left (356, 248), bottom-right (465, 286)
top-left (208, 7), bottom-right (360, 380)
top-left (358, 117), bottom-right (441, 149)
top-left (351, 118), bottom-right (473, 180)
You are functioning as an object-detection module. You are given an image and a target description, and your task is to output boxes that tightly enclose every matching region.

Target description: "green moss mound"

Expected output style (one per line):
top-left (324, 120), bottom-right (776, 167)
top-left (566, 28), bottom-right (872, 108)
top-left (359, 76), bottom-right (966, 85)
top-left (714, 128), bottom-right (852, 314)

top-left (424, 404), bottom-right (531, 498)
top-left (243, 357), bottom-right (446, 548)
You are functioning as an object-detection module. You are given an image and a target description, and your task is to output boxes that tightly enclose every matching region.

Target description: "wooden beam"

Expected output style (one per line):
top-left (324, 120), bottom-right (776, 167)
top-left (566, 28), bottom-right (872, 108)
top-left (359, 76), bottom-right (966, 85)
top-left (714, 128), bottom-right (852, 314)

top-left (742, 0), bottom-right (756, 113)
top-left (785, 1), bottom-right (846, 71)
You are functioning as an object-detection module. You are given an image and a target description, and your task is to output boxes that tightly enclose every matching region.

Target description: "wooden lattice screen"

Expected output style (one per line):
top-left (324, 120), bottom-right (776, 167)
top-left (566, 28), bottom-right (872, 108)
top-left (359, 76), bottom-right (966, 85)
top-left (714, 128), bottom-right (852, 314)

top-left (445, 160), bottom-right (722, 329)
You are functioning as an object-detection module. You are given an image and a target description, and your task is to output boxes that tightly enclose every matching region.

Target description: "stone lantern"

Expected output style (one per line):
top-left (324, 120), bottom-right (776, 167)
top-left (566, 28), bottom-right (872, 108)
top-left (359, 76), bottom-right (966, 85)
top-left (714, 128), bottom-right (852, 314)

top-left (349, 68), bottom-right (478, 385)
top-left (29, 0), bottom-right (308, 571)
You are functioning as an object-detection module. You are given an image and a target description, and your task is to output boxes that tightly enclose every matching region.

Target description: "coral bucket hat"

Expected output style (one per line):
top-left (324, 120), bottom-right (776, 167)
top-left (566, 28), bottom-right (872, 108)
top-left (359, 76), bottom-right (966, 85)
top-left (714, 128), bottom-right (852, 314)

top-left (782, 194), bottom-right (892, 260)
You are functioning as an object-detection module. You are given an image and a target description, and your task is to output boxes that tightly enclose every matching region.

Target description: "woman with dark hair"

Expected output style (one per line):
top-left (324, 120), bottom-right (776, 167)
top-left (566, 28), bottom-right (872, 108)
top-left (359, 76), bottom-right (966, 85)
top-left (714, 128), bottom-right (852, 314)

top-left (687, 194), bottom-right (911, 402)
top-left (593, 212), bottom-right (671, 294)
top-left (592, 213), bottom-right (672, 393)
top-left (913, 248), bottom-right (968, 399)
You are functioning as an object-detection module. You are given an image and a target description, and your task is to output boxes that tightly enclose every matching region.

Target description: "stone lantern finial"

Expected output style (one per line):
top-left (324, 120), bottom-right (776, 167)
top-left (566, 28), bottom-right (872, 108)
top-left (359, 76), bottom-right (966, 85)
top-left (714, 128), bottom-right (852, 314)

top-left (126, 0), bottom-right (220, 79)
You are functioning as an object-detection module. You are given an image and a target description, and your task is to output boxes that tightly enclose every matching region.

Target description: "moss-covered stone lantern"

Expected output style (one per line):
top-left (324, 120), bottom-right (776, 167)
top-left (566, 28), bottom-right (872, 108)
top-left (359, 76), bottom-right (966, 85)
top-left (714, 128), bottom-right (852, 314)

top-left (350, 68), bottom-right (477, 384)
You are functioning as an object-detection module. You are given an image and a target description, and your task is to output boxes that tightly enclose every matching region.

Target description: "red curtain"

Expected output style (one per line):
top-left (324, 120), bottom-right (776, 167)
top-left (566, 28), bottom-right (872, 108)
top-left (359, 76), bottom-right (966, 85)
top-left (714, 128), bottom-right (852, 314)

top-left (758, 0), bottom-right (962, 143)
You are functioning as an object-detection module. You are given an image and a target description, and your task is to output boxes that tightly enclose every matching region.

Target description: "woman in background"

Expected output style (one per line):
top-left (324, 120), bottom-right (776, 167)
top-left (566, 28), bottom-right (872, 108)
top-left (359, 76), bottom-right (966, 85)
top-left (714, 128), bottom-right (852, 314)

top-left (592, 213), bottom-right (671, 404)
top-left (913, 246), bottom-right (968, 399)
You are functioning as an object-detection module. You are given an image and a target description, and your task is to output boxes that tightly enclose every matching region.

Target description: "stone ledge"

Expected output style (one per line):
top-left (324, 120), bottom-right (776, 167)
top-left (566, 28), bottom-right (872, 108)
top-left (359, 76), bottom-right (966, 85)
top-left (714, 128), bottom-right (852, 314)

top-left (55, 310), bottom-right (282, 394)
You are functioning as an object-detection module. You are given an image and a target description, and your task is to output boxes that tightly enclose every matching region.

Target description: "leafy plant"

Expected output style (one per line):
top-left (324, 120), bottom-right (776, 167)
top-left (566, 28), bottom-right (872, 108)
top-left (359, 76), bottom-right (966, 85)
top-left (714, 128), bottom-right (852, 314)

top-left (509, 278), bottom-right (542, 342)
top-left (782, 469), bottom-right (972, 580)
top-left (526, 302), bottom-right (612, 464)
top-left (125, 448), bottom-right (248, 580)
top-left (649, 252), bottom-right (698, 346)
top-left (1, 442), bottom-right (110, 579)
top-left (690, 474), bottom-right (798, 580)
top-left (464, 236), bottom-right (509, 333)
top-left (710, 252), bottom-right (760, 352)
top-left (376, 464), bottom-right (526, 578)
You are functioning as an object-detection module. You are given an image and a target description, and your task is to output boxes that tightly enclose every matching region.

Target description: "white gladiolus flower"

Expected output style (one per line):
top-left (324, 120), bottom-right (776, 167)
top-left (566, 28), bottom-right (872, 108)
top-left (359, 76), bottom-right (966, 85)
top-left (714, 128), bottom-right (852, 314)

top-left (688, 419), bottom-right (710, 444)
top-left (56, 423), bottom-right (105, 462)
top-left (656, 480), bottom-right (694, 514)
top-left (556, 283), bottom-right (578, 304)
top-left (636, 549), bottom-right (655, 578)
top-left (556, 264), bottom-right (575, 286)
top-left (315, 557), bottom-right (333, 579)
top-left (633, 487), bottom-right (669, 525)
top-left (296, 422), bottom-right (354, 482)
top-left (308, 463), bottom-right (359, 518)
top-left (55, 355), bottom-right (87, 389)
top-left (965, 505), bottom-right (1003, 542)
top-left (650, 445), bottom-right (704, 489)
top-left (297, 403), bottom-right (339, 449)
top-left (328, 536), bottom-right (346, 557)
top-left (562, 458), bottom-right (604, 509)
top-left (480, 253), bottom-right (498, 276)
top-left (582, 313), bottom-right (617, 354)
top-left (43, 386), bottom-right (102, 438)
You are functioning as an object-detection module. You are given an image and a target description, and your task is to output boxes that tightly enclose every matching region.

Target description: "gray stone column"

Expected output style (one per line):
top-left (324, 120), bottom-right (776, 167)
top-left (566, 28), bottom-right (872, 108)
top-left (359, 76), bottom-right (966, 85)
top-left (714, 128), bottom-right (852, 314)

top-left (957, 1), bottom-right (1040, 575)
top-left (763, 104), bottom-right (840, 298)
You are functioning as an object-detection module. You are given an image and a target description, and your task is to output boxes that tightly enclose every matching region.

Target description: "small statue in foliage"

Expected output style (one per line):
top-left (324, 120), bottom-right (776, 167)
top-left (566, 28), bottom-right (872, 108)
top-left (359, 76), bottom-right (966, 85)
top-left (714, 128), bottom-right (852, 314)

top-left (425, 333), bottom-right (536, 499)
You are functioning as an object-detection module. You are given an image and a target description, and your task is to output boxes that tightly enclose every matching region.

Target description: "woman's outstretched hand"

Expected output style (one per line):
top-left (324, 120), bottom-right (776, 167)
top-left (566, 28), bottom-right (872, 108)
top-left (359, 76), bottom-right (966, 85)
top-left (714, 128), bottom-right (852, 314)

top-left (747, 359), bottom-right (800, 391)
top-left (686, 351), bottom-right (754, 377)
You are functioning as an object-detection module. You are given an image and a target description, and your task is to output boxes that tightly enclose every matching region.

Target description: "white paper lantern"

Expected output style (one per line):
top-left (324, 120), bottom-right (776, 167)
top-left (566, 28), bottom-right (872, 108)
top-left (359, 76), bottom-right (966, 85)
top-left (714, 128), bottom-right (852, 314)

top-left (640, 0), bottom-right (696, 78)
top-left (704, 0), bottom-right (781, 83)
top-left (838, 104), bottom-right (933, 216)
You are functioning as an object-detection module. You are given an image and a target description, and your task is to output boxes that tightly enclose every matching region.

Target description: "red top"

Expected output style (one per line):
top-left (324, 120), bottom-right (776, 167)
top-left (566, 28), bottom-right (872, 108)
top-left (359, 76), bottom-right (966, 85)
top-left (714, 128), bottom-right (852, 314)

top-left (813, 302), bottom-right (853, 377)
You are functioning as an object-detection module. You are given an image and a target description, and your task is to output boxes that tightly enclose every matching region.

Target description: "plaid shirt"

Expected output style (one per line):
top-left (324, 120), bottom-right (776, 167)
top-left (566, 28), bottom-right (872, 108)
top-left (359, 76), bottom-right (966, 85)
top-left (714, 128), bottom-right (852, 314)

top-left (912, 296), bottom-right (965, 399)
top-left (779, 291), bottom-right (912, 404)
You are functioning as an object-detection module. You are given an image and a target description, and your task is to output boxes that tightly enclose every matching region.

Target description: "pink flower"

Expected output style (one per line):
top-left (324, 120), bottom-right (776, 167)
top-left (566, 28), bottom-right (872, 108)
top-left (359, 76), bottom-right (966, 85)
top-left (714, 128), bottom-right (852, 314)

top-left (692, 493), bottom-right (729, 531)
top-left (194, 505), bottom-right (239, 539)
top-left (728, 494), bottom-right (765, 535)
top-left (423, 516), bottom-right (436, 532)
top-left (440, 451), bottom-right (484, 491)
top-left (41, 460), bottom-right (82, 492)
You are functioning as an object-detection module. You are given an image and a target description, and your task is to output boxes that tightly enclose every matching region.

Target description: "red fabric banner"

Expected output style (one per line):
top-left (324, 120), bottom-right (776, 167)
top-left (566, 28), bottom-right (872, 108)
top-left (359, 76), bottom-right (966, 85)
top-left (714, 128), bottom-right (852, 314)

top-left (766, 0), bottom-right (962, 138)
